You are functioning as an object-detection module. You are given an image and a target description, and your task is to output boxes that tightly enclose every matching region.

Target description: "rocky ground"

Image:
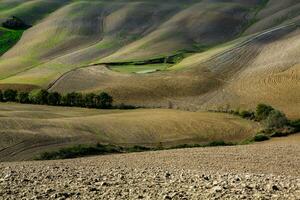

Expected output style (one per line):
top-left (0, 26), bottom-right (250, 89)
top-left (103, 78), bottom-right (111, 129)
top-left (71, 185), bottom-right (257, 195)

top-left (0, 135), bottom-right (299, 200)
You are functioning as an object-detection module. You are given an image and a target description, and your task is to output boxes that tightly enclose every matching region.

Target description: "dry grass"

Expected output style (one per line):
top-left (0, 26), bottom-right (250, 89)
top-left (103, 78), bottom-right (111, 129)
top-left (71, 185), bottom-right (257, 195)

top-left (0, 103), bottom-right (259, 161)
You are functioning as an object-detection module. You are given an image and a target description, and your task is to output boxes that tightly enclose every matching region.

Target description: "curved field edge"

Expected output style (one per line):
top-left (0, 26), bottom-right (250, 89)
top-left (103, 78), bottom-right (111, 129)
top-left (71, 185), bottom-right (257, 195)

top-left (0, 103), bottom-right (260, 162)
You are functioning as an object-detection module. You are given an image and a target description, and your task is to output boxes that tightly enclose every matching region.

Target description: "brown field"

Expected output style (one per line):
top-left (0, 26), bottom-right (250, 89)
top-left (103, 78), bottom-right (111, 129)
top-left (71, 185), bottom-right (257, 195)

top-left (0, 103), bottom-right (259, 162)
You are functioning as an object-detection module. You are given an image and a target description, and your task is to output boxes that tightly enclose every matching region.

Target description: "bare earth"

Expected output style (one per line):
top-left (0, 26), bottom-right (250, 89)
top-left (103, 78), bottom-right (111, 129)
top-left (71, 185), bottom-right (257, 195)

top-left (0, 135), bottom-right (299, 200)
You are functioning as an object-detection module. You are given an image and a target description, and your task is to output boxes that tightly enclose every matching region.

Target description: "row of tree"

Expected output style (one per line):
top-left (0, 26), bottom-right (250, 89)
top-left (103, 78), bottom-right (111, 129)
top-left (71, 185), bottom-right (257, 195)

top-left (0, 89), bottom-right (113, 109)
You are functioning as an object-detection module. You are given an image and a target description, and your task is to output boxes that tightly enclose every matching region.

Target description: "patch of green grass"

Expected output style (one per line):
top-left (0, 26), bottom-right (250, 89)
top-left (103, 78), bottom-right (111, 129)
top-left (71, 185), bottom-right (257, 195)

top-left (109, 63), bottom-right (171, 73)
top-left (254, 134), bottom-right (270, 142)
top-left (171, 141), bottom-right (235, 149)
top-left (37, 144), bottom-right (123, 160)
top-left (37, 140), bottom-right (236, 160)
top-left (0, 27), bottom-right (23, 55)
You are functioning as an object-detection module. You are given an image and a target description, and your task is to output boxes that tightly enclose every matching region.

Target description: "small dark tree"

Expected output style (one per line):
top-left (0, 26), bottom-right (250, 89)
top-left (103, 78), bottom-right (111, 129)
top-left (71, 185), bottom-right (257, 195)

top-left (30, 89), bottom-right (49, 104)
top-left (265, 110), bottom-right (289, 129)
top-left (3, 89), bottom-right (18, 102)
top-left (240, 110), bottom-right (255, 120)
top-left (96, 92), bottom-right (113, 109)
top-left (47, 92), bottom-right (62, 106)
top-left (0, 90), bottom-right (3, 102)
top-left (17, 92), bottom-right (29, 103)
top-left (84, 93), bottom-right (96, 108)
top-left (62, 92), bottom-right (83, 107)
top-left (255, 104), bottom-right (274, 121)
top-left (2, 16), bottom-right (30, 30)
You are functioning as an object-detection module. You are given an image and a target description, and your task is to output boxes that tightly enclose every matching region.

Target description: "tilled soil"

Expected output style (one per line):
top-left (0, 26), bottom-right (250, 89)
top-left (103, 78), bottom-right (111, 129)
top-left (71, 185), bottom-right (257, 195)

top-left (0, 135), bottom-right (299, 200)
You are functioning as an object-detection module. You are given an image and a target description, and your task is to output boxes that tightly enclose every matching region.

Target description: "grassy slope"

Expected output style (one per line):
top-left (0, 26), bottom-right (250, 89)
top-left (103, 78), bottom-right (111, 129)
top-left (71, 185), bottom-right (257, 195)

top-left (0, 103), bottom-right (259, 161)
top-left (0, 0), bottom-right (256, 87)
top-left (0, 0), bottom-right (299, 117)
top-left (0, 27), bottom-right (23, 56)
top-left (0, 0), bottom-right (71, 24)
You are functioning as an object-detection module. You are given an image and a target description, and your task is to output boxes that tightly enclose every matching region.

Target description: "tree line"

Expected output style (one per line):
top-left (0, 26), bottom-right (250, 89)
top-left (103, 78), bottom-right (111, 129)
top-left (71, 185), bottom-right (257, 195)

top-left (0, 89), bottom-right (114, 109)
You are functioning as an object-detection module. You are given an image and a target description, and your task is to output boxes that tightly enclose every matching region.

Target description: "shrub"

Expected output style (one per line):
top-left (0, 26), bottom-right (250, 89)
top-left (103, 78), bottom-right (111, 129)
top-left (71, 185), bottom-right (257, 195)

top-left (62, 92), bottom-right (83, 107)
top-left (96, 92), bottom-right (113, 109)
top-left (29, 89), bottom-right (49, 104)
top-left (264, 110), bottom-right (289, 129)
top-left (271, 131), bottom-right (289, 137)
top-left (84, 93), bottom-right (97, 108)
top-left (127, 145), bottom-right (151, 152)
top-left (17, 92), bottom-right (29, 103)
top-left (2, 16), bottom-right (30, 30)
top-left (38, 144), bottom-right (123, 160)
top-left (289, 119), bottom-right (300, 132)
top-left (239, 110), bottom-right (255, 119)
top-left (115, 103), bottom-right (136, 110)
top-left (255, 104), bottom-right (274, 121)
top-left (47, 92), bottom-right (61, 106)
top-left (254, 134), bottom-right (270, 142)
top-left (208, 140), bottom-right (234, 146)
top-left (3, 89), bottom-right (17, 102)
top-left (0, 90), bottom-right (3, 101)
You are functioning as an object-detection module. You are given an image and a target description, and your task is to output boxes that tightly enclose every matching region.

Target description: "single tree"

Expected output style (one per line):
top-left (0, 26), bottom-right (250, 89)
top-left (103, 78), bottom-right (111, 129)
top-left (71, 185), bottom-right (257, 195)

top-left (255, 104), bottom-right (274, 121)
top-left (47, 92), bottom-right (62, 106)
top-left (2, 16), bottom-right (30, 30)
top-left (96, 92), bottom-right (113, 109)
top-left (84, 93), bottom-right (97, 108)
top-left (265, 110), bottom-right (289, 129)
top-left (17, 92), bottom-right (29, 103)
top-left (3, 89), bottom-right (18, 102)
top-left (0, 90), bottom-right (3, 102)
top-left (30, 89), bottom-right (49, 104)
top-left (63, 92), bottom-right (83, 107)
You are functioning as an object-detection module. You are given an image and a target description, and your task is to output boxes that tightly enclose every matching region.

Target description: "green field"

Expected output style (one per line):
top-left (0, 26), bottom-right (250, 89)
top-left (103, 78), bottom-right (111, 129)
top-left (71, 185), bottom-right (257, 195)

top-left (0, 27), bottom-right (23, 55)
top-left (109, 63), bottom-right (171, 73)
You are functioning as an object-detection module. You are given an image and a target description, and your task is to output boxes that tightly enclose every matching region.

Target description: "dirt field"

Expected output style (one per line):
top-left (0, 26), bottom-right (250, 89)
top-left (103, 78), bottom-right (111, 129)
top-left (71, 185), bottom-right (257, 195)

top-left (0, 134), bottom-right (299, 199)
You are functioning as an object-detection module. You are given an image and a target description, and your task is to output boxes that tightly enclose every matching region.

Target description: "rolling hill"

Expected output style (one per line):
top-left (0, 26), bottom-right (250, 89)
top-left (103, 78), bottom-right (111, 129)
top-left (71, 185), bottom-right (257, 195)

top-left (0, 0), bottom-right (298, 118)
top-left (0, 103), bottom-right (259, 161)
top-left (0, 0), bottom-right (299, 161)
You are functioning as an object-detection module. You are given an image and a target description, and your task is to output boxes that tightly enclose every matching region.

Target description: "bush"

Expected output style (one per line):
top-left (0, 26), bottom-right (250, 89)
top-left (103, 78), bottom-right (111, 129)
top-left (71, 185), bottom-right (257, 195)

top-left (3, 89), bottom-right (17, 102)
top-left (208, 140), bottom-right (228, 146)
top-left (29, 89), bottom-right (49, 104)
top-left (47, 92), bottom-right (61, 106)
top-left (254, 134), bottom-right (270, 142)
top-left (264, 110), bottom-right (289, 129)
top-left (271, 131), bottom-right (289, 137)
top-left (289, 119), bottom-right (300, 132)
top-left (62, 92), bottom-right (83, 107)
top-left (38, 144), bottom-right (123, 160)
top-left (256, 104), bottom-right (274, 121)
top-left (0, 90), bottom-right (3, 101)
top-left (2, 16), bottom-right (30, 30)
top-left (17, 92), bottom-right (29, 103)
top-left (239, 110), bottom-right (255, 119)
top-left (97, 92), bottom-right (113, 109)
top-left (115, 103), bottom-right (136, 110)
top-left (84, 93), bottom-right (97, 108)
